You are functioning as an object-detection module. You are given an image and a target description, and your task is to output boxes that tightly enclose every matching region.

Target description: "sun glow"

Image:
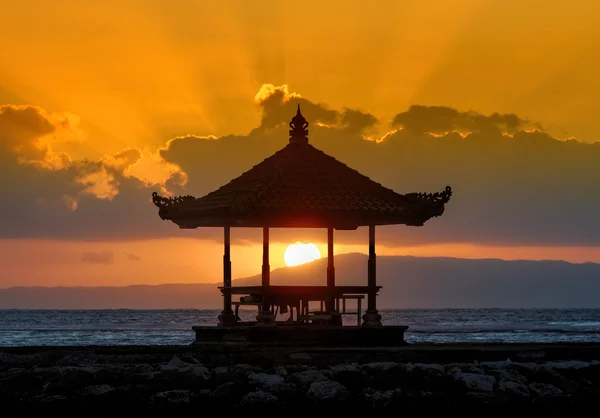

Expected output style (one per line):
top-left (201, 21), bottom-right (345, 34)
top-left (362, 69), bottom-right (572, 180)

top-left (284, 242), bottom-right (322, 267)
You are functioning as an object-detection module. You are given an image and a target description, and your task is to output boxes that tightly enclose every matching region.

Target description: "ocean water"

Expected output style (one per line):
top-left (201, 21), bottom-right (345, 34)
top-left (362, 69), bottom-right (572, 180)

top-left (1, 308), bottom-right (599, 346)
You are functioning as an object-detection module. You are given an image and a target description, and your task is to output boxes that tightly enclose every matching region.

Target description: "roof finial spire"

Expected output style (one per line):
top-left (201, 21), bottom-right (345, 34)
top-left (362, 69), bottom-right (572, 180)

top-left (289, 103), bottom-right (309, 144)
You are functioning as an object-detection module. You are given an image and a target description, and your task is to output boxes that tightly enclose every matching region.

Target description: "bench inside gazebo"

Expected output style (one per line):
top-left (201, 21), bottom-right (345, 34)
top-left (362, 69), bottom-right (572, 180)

top-left (151, 105), bottom-right (452, 345)
top-left (229, 286), bottom-right (369, 327)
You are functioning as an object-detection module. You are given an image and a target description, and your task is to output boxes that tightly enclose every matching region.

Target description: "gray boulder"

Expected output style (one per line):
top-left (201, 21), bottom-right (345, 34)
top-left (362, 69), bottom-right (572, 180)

top-left (247, 372), bottom-right (285, 387)
top-left (497, 380), bottom-right (530, 398)
top-left (240, 391), bottom-right (279, 406)
top-left (454, 372), bottom-right (496, 392)
top-left (151, 389), bottom-right (193, 405)
top-left (79, 384), bottom-right (116, 397)
top-left (289, 370), bottom-right (328, 388)
top-left (307, 380), bottom-right (350, 402)
top-left (528, 382), bottom-right (563, 398)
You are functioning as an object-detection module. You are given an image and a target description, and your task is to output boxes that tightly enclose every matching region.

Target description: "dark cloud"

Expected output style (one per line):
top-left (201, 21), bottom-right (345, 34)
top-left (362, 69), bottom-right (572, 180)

top-left (0, 104), bottom-right (70, 166)
top-left (157, 89), bottom-right (600, 247)
top-left (0, 104), bottom-right (173, 240)
top-left (391, 105), bottom-right (534, 135)
top-left (1, 85), bottom-right (599, 247)
top-left (107, 148), bottom-right (142, 171)
top-left (340, 108), bottom-right (378, 133)
top-left (124, 252), bottom-right (141, 261)
top-left (81, 251), bottom-right (114, 265)
top-left (0, 105), bottom-right (57, 143)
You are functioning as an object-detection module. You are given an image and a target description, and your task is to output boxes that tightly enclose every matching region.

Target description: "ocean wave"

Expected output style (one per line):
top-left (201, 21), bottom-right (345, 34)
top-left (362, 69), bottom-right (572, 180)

top-left (547, 321), bottom-right (600, 327)
top-left (407, 328), bottom-right (600, 335)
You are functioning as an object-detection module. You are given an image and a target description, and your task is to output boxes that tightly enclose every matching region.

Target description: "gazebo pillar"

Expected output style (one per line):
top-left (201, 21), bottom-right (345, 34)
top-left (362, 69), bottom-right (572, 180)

top-left (362, 225), bottom-right (382, 327)
top-left (256, 227), bottom-right (275, 326)
top-left (218, 226), bottom-right (237, 327)
top-left (325, 227), bottom-right (335, 313)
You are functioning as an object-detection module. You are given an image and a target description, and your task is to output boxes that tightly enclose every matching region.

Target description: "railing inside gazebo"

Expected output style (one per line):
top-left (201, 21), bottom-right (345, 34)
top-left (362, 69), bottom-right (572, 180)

top-left (222, 285), bottom-right (380, 326)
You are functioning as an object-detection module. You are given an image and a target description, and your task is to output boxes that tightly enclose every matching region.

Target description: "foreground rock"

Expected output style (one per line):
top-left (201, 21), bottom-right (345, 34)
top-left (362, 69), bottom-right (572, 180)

top-left (1, 346), bottom-right (600, 415)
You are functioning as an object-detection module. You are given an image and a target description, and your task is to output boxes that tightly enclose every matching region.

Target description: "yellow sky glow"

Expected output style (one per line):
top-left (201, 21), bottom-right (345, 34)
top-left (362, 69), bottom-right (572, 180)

top-left (2, 0), bottom-right (600, 156)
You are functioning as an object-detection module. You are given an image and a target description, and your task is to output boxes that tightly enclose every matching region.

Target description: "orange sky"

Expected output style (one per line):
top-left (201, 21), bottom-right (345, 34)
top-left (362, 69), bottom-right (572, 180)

top-left (2, 238), bottom-right (600, 288)
top-left (1, 1), bottom-right (600, 287)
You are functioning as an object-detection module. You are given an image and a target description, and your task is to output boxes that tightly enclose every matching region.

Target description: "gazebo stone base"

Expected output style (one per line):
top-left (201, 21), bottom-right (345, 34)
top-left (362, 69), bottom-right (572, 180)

top-left (217, 310), bottom-right (238, 327)
top-left (192, 325), bottom-right (408, 346)
top-left (255, 311), bottom-right (276, 326)
top-left (361, 310), bottom-right (383, 328)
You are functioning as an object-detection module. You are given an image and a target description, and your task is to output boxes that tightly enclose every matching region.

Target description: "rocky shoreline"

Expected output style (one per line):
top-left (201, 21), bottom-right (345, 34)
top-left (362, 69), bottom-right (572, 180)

top-left (2, 344), bottom-right (600, 416)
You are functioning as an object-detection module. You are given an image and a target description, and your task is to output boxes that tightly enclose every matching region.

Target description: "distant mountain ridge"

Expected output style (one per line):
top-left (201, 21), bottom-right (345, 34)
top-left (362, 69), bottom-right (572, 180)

top-left (1, 253), bottom-right (599, 309)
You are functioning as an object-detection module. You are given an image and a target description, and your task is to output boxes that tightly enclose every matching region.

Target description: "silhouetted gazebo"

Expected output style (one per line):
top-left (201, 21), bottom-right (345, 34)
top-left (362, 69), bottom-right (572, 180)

top-left (152, 105), bottom-right (451, 337)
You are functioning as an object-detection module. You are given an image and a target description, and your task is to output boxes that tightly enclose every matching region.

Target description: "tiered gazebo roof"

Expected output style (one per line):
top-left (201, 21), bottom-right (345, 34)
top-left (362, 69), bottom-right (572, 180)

top-left (152, 105), bottom-right (451, 229)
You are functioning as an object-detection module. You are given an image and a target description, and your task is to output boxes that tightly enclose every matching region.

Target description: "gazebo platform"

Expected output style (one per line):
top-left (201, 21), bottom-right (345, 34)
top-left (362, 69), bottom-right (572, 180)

top-left (191, 324), bottom-right (409, 346)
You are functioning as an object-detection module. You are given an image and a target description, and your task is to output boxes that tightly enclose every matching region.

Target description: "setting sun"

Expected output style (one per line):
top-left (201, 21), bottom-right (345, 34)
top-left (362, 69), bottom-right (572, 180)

top-left (284, 242), bottom-right (322, 267)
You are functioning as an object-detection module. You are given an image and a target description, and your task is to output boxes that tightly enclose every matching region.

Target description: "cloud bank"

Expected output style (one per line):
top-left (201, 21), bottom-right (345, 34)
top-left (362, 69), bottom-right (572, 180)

top-left (1, 85), bottom-right (599, 247)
